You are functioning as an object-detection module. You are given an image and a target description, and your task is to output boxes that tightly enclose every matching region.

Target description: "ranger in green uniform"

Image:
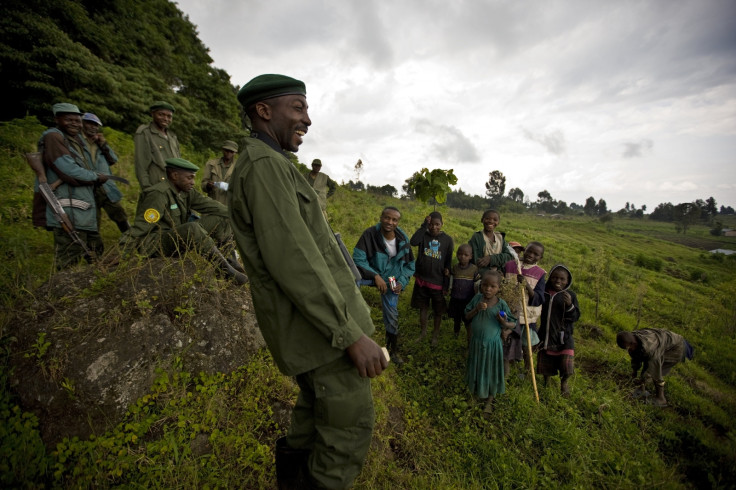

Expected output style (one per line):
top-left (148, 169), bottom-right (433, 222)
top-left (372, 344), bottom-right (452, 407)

top-left (303, 158), bottom-right (337, 218)
top-left (134, 101), bottom-right (181, 190)
top-left (121, 157), bottom-right (246, 284)
top-left (229, 74), bottom-right (387, 489)
top-left (201, 140), bottom-right (239, 205)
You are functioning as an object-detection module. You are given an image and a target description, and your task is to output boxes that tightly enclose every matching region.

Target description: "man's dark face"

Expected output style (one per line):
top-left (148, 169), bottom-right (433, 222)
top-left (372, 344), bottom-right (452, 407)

top-left (152, 109), bottom-right (173, 131)
top-left (56, 114), bottom-right (82, 137)
top-left (222, 149), bottom-right (235, 162)
top-left (82, 121), bottom-right (100, 139)
top-left (268, 95), bottom-right (311, 152)
top-left (169, 169), bottom-right (195, 193)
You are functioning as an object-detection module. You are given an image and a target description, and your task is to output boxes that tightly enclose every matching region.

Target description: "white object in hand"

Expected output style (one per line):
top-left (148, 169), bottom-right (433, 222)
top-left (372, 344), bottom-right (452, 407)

top-left (215, 181), bottom-right (229, 191)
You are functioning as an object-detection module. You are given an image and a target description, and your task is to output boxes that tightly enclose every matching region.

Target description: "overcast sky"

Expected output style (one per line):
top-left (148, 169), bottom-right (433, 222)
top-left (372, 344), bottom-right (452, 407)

top-left (175, 0), bottom-right (736, 211)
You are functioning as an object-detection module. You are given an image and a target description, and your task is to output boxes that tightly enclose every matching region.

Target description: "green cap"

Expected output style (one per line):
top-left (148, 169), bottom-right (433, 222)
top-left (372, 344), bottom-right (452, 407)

top-left (222, 140), bottom-right (239, 152)
top-left (311, 159), bottom-right (322, 166)
top-left (150, 101), bottom-right (176, 112)
top-left (53, 103), bottom-right (83, 116)
top-left (237, 74), bottom-right (306, 108)
top-left (165, 157), bottom-right (199, 172)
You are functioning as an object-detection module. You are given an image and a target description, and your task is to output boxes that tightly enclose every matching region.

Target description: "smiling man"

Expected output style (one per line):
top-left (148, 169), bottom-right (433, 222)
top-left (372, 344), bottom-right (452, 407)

top-left (229, 74), bottom-right (387, 489)
top-left (134, 101), bottom-right (181, 190)
top-left (35, 103), bottom-right (108, 268)
top-left (121, 157), bottom-right (246, 284)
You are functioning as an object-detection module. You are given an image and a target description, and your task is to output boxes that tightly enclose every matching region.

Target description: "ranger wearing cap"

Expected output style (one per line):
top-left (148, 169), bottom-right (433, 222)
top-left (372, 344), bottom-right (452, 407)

top-left (229, 74), bottom-right (386, 489)
top-left (121, 157), bottom-right (247, 284)
top-left (133, 100), bottom-right (181, 190)
top-left (81, 112), bottom-right (130, 233)
top-left (34, 103), bottom-right (109, 268)
top-left (201, 140), bottom-right (239, 205)
top-left (303, 158), bottom-right (337, 218)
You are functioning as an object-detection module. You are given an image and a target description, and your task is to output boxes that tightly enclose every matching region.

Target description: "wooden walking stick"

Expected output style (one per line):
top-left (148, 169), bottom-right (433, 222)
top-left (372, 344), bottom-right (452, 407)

top-left (519, 286), bottom-right (540, 403)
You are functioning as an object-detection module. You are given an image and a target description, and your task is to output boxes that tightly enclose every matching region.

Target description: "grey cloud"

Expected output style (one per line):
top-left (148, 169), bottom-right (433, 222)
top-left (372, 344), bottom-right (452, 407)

top-left (622, 139), bottom-right (654, 158)
top-left (414, 119), bottom-right (480, 163)
top-left (521, 128), bottom-right (566, 156)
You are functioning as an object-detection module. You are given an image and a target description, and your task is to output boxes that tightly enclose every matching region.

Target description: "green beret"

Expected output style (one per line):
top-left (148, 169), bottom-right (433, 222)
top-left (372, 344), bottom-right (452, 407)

top-left (237, 74), bottom-right (306, 108)
top-left (53, 103), bottom-right (82, 115)
top-left (165, 157), bottom-right (199, 172)
top-left (222, 140), bottom-right (239, 152)
top-left (311, 159), bottom-right (322, 166)
top-left (150, 101), bottom-right (176, 113)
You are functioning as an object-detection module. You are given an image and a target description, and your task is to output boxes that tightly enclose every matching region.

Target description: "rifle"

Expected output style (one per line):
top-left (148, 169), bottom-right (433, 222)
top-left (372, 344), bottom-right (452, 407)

top-left (25, 152), bottom-right (95, 262)
top-left (334, 232), bottom-right (362, 281)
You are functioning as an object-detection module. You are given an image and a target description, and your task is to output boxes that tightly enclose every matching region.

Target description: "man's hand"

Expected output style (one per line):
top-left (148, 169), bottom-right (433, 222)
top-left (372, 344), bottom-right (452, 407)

top-left (392, 281), bottom-right (403, 294)
top-left (96, 173), bottom-right (109, 184)
top-left (477, 256), bottom-right (491, 268)
top-left (96, 134), bottom-right (107, 146)
top-left (375, 275), bottom-right (387, 294)
top-left (560, 291), bottom-right (572, 307)
top-left (205, 181), bottom-right (214, 191)
top-left (346, 334), bottom-right (388, 378)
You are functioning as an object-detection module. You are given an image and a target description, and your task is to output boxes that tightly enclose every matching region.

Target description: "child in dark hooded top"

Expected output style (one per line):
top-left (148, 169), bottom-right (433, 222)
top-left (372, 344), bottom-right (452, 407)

top-left (536, 264), bottom-right (580, 397)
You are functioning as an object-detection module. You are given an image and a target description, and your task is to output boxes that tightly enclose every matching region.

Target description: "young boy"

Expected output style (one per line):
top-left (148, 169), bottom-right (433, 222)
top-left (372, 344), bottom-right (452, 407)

top-left (448, 243), bottom-right (480, 344)
top-left (503, 241), bottom-right (546, 377)
top-left (410, 212), bottom-right (454, 346)
top-left (354, 206), bottom-right (415, 364)
top-left (536, 264), bottom-right (580, 397)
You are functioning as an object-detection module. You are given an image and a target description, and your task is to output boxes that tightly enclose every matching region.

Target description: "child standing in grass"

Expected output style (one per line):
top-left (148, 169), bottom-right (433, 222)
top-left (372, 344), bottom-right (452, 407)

top-left (503, 241), bottom-right (547, 377)
top-left (468, 209), bottom-right (513, 275)
top-left (537, 264), bottom-right (580, 397)
top-left (465, 270), bottom-right (516, 414)
top-left (410, 212), bottom-right (454, 346)
top-left (448, 243), bottom-right (480, 344)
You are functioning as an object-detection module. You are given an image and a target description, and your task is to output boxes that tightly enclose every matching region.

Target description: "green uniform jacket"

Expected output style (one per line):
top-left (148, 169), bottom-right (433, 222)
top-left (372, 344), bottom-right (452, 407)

top-left (468, 230), bottom-right (513, 274)
top-left (37, 128), bottom-right (99, 232)
top-left (201, 156), bottom-right (237, 205)
top-left (134, 123), bottom-right (180, 190)
top-left (229, 136), bottom-right (373, 376)
top-left (303, 171), bottom-right (337, 211)
top-left (84, 135), bottom-right (122, 203)
top-left (125, 180), bottom-right (227, 256)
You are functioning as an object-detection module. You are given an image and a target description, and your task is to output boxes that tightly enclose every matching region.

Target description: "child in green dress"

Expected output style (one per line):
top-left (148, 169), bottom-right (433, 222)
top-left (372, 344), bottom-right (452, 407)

top-left (465, 270), bottom-right (516, 413)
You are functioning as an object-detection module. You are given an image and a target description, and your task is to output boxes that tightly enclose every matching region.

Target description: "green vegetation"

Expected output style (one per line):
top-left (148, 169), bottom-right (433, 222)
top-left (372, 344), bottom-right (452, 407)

top-left (2, 121), bottom-right (736, 487)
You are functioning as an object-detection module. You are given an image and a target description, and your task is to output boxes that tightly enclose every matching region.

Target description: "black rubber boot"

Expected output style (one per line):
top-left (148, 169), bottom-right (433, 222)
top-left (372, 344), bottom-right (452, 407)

top-left (275, 437), bottom-right (313, 489)
top-left (386, 333), bottom-right (404, 366)
top-left (207, 246), bottom-right (248, 285)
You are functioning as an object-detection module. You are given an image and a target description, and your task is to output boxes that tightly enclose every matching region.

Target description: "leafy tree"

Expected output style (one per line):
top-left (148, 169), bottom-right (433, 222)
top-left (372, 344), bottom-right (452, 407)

top-left (596, 199), bottom-right (608, 216)
top-left (405, 168), bottom-right (458, 210)
top-left (536, 190), bottom-right (556, 213)
top-left (354, 159), bottom-right (364, 182)
top-left (402, 172), bottom-right (420, 198)
top-left (650, 202), bottom-right (674, 221)
top-left (673, 202), bottom-right (701, 234)
top-left (704, 197), bottom-right (718, 220)
top-left (720, 205), bottom-right (735, 215)
top-left (584, 197), bottom-right (597, 216)
top-left (366, 184), bottom-right (397, 197)
top-left (446, 189), bottom-right (487, 210)
top-left (485, 170), bottom-right (506, 206)
top-left (507, 187), bottom-right (524, 203)
top-left (347, 180), bottom-right (365, 191)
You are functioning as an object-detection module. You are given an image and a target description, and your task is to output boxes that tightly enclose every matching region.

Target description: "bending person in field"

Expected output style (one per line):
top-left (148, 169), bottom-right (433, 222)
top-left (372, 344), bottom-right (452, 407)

top-left (616, 328), bottom-right (694, 407)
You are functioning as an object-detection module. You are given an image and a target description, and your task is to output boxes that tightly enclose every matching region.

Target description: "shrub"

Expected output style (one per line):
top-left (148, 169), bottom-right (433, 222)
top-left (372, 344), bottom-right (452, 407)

top-left (634, 253), bottom-right (663, 272)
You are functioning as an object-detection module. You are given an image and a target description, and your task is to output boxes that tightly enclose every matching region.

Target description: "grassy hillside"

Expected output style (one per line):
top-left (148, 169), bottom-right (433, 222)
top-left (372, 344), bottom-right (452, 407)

top-left (1, 117), bottom-right (735, 488)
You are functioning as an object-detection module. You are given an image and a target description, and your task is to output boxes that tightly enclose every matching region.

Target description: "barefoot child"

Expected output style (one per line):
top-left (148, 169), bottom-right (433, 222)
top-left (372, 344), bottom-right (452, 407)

top-left (503, 241), bottom-right (547, 377)
top-left (465, 270), bottom-right (516, 413)
top-left (448, 244), bottom-right (480, 344)
top-left (468, 209), bottom-right (513, 275)
top-left (537, 264), bottom-right (580, 397)
top-left (410, 212), bottom-right (454, 346)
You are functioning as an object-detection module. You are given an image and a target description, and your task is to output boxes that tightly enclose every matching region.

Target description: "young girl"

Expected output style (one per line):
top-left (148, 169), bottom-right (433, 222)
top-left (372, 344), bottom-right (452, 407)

top-left (465, 270), bottom-right (516, 413)
top-left (503, 241), bottom-right (547, 377)
top-left (448, 243), bottom-right (480, 343)
top-left (468, 209), bottom-right (513, 275)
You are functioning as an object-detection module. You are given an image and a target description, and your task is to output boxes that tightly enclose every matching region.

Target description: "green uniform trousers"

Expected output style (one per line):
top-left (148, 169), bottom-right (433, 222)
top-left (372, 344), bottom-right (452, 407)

top-left (288, 354), bottom-right (374, 489)
top-left (95, 188), bottom-right (129, 230)
top-left (147, 214), bottom-right (231, 257)
top-left (52, 228), bottom-right (103, 269)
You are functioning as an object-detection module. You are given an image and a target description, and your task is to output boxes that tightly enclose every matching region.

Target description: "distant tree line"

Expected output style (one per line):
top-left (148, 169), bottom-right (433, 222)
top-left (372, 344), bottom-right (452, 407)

top-left (1, 0), bottom-right (246, 151)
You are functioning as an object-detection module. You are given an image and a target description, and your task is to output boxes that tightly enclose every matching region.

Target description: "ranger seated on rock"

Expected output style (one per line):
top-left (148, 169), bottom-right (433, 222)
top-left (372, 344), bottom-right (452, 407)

top-left (120, 157), bottom-right (247, 284)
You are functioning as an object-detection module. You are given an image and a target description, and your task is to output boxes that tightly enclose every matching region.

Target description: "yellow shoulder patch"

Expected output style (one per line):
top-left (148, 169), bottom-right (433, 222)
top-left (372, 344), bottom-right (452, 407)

top-left (144, 208), bottom-right (161, 223)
